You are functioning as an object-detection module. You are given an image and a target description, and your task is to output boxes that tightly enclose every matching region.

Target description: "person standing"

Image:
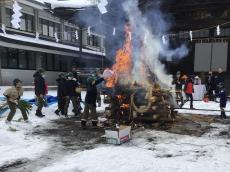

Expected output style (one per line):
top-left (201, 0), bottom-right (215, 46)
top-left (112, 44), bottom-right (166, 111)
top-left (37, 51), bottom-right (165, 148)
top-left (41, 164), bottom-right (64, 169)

top-left (206, 71), bottom-right (215, 101)
top-left (4, 79), bottom-right (28, 123)
top-left (81, 76), bottom-right (105, 127)
top-left (55, 72), bottom-right (67, 116)
top-left (71, 66), bottom-right (82, 113)
top-left (184, 77), bottom-right (194, 109)
top-left (216, 67), bottom-right (225, 85)
top-left (33, 68), bottom-right (46, 117)
top-left (172, 72), bottom-right (184, 108)
top-left (64, 72), bottom-right (81, 117)
top-left (217, 83), bottom-right (227, 119)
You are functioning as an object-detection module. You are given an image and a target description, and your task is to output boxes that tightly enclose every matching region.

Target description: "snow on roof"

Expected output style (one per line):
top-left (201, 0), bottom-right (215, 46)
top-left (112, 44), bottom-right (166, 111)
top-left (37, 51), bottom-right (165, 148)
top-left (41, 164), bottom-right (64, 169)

top-left (34, 0), bottom-right (96, 9)
top-left (0, 32), bottom-right (105, 56)
top-left (0, 33), bottom-right (79, 51)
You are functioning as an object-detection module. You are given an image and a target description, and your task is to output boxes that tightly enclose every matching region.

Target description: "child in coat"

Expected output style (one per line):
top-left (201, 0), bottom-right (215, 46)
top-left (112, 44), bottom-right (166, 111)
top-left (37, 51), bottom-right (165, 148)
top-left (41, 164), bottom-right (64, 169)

top-left (4, 79), bottom-right (28, 123)
top-left (64, 72), bottom-right (81, 116)
top-left (217, 83), bottom-right (227, 119)
top-left (55, 72), bottom-right (67, 116)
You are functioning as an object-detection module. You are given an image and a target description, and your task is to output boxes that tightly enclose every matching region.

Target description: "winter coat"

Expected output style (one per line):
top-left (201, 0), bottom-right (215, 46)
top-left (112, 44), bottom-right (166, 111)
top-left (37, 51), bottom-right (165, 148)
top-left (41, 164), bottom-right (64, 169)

top-left (184, 81), bottom-right (194, 94)
top-left (65, 79), bottom-right (80, 97)
top-left (3, 86), bottom-right (23, 103)
top-left (73, 71), bottom-right (81, 84)
top-left (33, 72), bottom-right (46, 96)
top-left (218, 89), bottom-right (227, 108)
top-left (85, 77), bottom-right (104, 105)
top-left (206, 74), bottom-right (215, 91)
top-left (215, 72), bottom-right (225, 86)
top-left (56, 77), bottom-right (67, 97)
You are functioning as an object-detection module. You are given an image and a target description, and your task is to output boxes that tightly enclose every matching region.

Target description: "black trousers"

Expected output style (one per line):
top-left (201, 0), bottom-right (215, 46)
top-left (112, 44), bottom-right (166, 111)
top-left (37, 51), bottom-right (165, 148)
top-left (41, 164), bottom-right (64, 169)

top-left (186, 93), bottom-right (193, 106)
top-left (57, 97), bottom-right (66, 115)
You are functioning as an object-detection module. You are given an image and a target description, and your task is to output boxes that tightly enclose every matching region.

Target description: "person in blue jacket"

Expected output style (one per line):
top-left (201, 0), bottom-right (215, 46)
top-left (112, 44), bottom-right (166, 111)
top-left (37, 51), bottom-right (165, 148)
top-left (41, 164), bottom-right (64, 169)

top-left (217, 83), bottom-right (227, 119)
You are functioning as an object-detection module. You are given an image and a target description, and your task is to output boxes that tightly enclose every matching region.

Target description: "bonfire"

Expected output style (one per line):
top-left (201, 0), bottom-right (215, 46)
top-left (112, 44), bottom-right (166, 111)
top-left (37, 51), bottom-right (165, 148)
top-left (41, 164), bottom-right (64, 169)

top-left (103, 23), bottom-right (176, 124)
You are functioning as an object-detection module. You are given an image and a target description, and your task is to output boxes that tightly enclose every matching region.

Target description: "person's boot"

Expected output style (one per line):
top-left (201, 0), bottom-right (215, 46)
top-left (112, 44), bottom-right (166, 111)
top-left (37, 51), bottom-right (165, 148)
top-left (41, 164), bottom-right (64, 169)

top-left (92, 120), bottom-right (98, 127)
top-left (221, 111), bottom-right (227, 119)
top-left (190, 105), bottom-right (194, 109)
top-left (54, 109), bottom-right (60, 116)
top-left (81, 120), bottom-right (86, 127)
top-left (35, 110), bottom-right (45, 117)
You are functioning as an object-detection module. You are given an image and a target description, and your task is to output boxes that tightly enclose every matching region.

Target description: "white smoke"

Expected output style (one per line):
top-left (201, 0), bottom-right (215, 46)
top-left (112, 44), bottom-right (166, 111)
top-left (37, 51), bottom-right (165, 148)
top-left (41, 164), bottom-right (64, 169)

top-left (122, 0), bottom-right (188, 88)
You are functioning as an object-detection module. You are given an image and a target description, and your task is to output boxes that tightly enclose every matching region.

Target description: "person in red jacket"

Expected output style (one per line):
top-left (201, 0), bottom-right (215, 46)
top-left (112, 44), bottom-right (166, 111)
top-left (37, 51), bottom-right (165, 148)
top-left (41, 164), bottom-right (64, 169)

top-left (184, 77), bottom-right (194, 109)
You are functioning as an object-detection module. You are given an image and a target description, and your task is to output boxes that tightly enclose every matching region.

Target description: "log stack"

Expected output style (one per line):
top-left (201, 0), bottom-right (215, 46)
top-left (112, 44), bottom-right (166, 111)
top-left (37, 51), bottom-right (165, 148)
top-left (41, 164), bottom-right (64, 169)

top-left (104, 84), bottom-right (175, 124)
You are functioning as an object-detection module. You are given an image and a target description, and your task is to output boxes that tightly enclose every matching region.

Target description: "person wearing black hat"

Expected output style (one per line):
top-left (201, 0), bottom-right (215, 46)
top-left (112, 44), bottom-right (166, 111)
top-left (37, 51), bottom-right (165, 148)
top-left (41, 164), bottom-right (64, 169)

top-left (64, 72), bottom-right (81, 116)
top-left (55, 72), bottom-right (67, 116)
top-left (33, 68), bottom-right (46, 117)
top-left (4, 79), bottom-right (28, 123)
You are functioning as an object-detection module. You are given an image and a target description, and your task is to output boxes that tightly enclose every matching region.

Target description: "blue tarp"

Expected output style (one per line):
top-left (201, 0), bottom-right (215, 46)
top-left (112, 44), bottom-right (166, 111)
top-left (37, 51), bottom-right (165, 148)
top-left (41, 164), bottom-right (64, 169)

top-left (0, 95), bottom-right (58, 116)
top-left (26, 95), bottom-right (58, 106)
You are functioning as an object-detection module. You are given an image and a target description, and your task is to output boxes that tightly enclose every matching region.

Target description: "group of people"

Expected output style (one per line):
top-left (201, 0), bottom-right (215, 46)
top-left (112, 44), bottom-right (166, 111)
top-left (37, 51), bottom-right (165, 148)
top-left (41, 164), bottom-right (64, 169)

top-left (4, 67), bottom-right (108, 127)
top-left (3, 66), bottom-right (228, 125)
top-left (173, 68), bottom-right (228, 118)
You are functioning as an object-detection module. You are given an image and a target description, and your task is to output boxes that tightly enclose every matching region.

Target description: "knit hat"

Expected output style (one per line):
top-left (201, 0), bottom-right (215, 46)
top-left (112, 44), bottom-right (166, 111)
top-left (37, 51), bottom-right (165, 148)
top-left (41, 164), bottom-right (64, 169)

top-left (37, 68), bottom-right (45, 74)
top-left (13, 78), bottom-right (22, 86)
top-left (87, 76), bottom-right (96, 85)
top-left (67, 72), bottom-right (73, 78)
top-left (58, 72), bottom-right (65, 78)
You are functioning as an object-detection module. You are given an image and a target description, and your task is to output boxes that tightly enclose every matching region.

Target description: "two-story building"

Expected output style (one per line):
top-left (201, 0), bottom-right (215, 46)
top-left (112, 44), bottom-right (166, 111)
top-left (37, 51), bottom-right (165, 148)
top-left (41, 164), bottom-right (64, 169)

top-left (0, 0), bottom-right (106, 85)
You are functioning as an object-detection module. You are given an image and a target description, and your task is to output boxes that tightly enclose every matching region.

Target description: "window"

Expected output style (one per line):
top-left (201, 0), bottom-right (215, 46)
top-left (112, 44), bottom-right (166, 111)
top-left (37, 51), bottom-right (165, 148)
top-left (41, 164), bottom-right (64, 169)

top-left (18, 50), bottom-right (27, 69)
top-left (5, 8), bottom-right (13, 27)
top-left (41, 19), bottom-right (48, 36)
top-left (1, 48), bottom-right (36, 69)
top-left (60, 58), bottom-right (67, 72)
top-left (40, 53), bottom-right (67, 71)
top-left (39, 19), bottom-right (60, 38)
top-left (0, 47), bottom-right (7, 68)
top-left (87, 35), bottom-right (101, 47)
top-left (20, 16), bottom-right (26, 31)
top-left (47, 54), bottom-right (54, 71)
top-left (27, 15), bottom-right (33, 32)
top-left (8, 48), bottom-right (18, 68)
top-left (64, 26), bottom-right (77, 43)
top-left (20, 13), bottom-right (34, 32)
top-left (28, 52), bottom-right (36, 70)
top-left (5, 8), bottom-right (34, 32)
top-left (49, 22), bottom-right (54, 37)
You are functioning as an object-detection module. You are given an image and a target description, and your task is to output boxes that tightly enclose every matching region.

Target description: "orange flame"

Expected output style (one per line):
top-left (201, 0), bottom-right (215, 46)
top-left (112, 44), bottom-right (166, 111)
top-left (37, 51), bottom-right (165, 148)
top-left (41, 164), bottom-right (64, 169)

top-left (105, 23), bottom-right (132, 87)
top-left (121, 104), bottom-right (130, 109)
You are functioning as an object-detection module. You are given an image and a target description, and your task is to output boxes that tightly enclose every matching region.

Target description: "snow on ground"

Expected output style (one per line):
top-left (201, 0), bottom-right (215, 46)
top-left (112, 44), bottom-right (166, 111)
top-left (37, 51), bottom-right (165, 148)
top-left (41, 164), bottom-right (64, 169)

top-left (0, 88), bottom-right (107, 167)
top-left (37, 126), bottom-right (230, 172)
top-left (177, 100), bottom-right (230, 116)
top-left (0, 89), bottom-right (59, 166)
top-left (1, 86), bottom-right (230, 171)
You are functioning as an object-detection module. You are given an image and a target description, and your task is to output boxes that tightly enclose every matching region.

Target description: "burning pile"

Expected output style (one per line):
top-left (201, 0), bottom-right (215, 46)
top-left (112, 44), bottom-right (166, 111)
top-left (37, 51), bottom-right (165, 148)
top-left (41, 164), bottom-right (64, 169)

top-left (105, 23), bottom-right (132, 88)
top-left (103, 24), bottom-right (175, 124)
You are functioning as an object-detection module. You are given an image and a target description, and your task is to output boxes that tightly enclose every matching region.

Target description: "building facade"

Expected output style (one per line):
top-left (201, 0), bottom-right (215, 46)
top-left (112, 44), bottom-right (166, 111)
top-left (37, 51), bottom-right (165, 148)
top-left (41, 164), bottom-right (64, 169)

top-left (0, 0), bottom-right (106, 85)
top-left (140, 0), bottom-right (230, 90)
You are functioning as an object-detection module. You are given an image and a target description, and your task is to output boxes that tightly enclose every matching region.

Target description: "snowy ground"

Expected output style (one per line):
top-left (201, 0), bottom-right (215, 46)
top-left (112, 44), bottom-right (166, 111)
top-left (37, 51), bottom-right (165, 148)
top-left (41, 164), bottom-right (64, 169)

top-left (177, 100), bottom-right (230, 116)
top-left (0, 87), bottom-right (230, 172)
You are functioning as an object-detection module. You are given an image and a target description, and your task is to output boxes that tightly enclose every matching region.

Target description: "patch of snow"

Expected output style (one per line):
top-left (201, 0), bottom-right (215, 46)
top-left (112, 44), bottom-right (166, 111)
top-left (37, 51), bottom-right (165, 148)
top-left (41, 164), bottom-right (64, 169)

top-left (177, 101), bottom-right (230, 116)
top-left (37, 129), bottom-right (230, 172)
